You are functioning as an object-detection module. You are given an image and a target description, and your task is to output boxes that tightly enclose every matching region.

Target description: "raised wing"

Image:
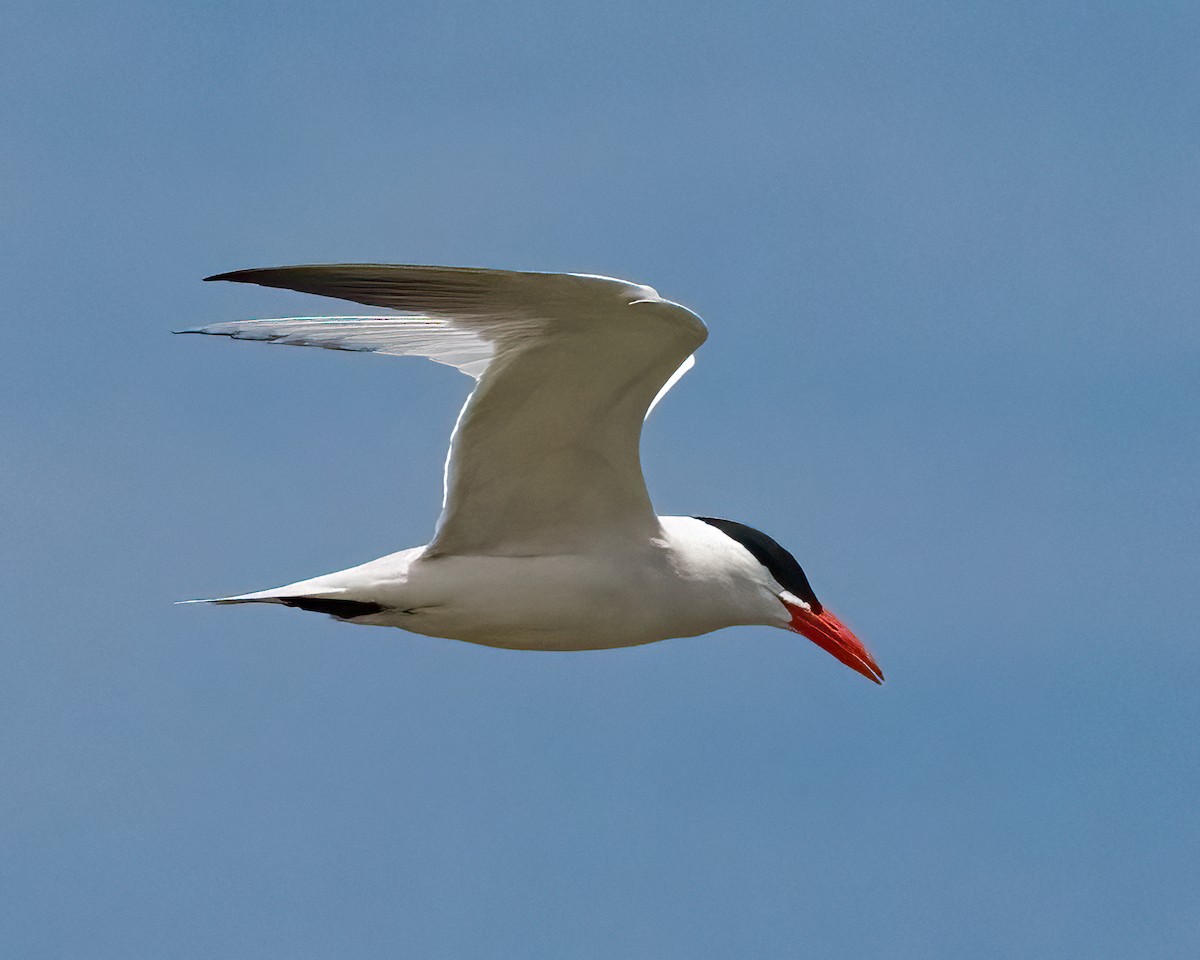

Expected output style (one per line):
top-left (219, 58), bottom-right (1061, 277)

top-left (177, 315), bottom-right (497, 376)
top-left (188, 264), bottom-right (708, 555)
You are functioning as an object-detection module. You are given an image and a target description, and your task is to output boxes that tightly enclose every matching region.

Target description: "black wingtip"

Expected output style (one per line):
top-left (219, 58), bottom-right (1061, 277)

top-left (203, 269), bottom-right (251, 283)
top-left (276, 597), bottom-right (386, 620)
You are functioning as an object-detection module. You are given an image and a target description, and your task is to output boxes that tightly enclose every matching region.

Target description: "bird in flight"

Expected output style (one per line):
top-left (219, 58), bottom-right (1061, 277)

top-left (179, 264), bottom-right (883, 683)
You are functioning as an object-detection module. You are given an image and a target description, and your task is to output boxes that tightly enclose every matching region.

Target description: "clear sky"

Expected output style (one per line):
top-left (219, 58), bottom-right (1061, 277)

top-left (3, 1), bottom-right (1197, 957)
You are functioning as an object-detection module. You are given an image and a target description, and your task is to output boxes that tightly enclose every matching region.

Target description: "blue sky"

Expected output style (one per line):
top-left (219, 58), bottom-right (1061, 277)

top-left (3, 0), bottom-right (1198, 956)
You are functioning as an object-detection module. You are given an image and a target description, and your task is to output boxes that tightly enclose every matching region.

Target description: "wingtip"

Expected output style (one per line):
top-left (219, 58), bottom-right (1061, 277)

top-left (204, 267), bottom-right (278, 284)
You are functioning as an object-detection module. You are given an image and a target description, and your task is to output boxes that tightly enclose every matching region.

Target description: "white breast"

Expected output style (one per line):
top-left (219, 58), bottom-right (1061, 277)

top-left (343, 517), bottom-right (787, 651)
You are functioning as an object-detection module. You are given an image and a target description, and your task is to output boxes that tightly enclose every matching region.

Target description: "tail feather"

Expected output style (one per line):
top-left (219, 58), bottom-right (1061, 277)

top-left (177, 559), bottom-right (399, 622)
top-left (176, 594), bottom-right (385, 620)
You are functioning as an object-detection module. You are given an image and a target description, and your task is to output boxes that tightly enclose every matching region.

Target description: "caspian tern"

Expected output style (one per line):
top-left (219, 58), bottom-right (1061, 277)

top-left (179, 264), bottom-right (883, 683)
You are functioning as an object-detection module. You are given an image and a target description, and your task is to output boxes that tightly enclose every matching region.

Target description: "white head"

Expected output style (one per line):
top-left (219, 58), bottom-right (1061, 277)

top-left (683, 516), bottom-right (884, 684)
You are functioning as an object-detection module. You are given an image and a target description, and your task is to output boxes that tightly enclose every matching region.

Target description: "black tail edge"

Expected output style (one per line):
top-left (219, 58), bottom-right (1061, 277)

top-left (274, 597), bottom-right (387, 619)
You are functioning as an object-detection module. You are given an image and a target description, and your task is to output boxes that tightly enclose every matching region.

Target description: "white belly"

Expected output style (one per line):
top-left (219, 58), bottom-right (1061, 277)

top-left (352, 550), bottom-right (737, 651)
top-left (261, 518), bottom-right (783, 651)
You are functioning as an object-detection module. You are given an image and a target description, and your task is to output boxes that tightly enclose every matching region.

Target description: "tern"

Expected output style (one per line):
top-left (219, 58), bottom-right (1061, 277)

top-left (179, 264), bottom-right (883, 683)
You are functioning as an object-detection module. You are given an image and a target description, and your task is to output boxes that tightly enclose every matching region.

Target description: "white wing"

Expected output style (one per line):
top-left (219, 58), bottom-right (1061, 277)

top-left (186, 264), bottom-right (707, 555)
